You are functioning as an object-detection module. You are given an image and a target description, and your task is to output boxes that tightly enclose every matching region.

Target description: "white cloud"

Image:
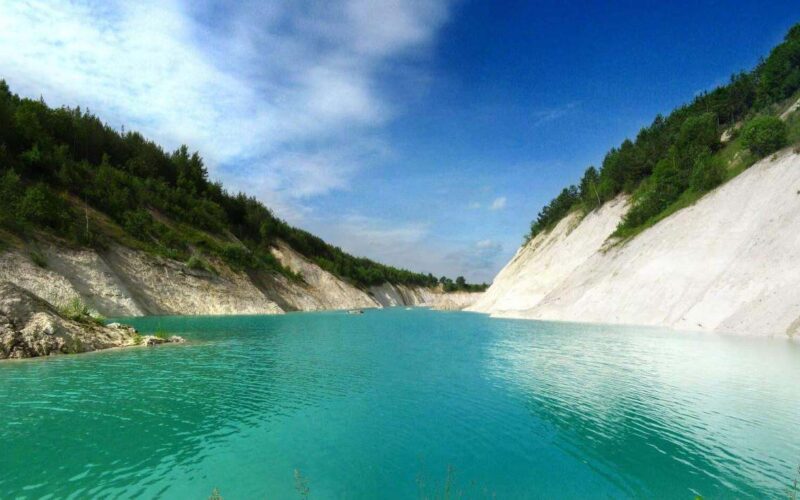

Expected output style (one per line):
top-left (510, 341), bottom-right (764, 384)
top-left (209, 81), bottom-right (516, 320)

top-left (443, 239), bottom-right (503, 282)
top-left (0, 0), bottom-right (451, 219)
top-left (315, 214), bottom-right (430, 266)
top-left (489, 196), bottom-right (507, 211)
top-left (307, 214), bottom-right (504, 282)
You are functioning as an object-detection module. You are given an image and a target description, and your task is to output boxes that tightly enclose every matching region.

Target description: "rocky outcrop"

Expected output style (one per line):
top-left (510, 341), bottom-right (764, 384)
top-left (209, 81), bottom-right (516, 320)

top-left (139, 334), bottom-right (186, 346)
top-left (470, 149), bottom-right (800, 337)
top-left (0, 244), bottom-right (283, 317)
top-left (0, 282), bottom-right (136, 359)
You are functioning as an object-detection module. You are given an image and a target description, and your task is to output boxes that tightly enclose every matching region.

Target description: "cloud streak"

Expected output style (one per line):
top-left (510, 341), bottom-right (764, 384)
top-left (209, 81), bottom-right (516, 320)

top-left (0, 0), bottom-right (451, 220)
top-left (489, 196), bottom-right (507, 211)
top-left (530, 101), bottom-right (580, 127)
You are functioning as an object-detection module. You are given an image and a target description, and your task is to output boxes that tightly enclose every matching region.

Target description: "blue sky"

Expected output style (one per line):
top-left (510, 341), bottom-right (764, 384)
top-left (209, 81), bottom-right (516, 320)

top-left (0, 1), bottom-right (797, 282)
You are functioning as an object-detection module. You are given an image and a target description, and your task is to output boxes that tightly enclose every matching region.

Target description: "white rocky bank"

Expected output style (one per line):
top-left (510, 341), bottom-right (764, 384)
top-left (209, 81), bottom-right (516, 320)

top-left (0, 237), bottom-right (480, 318)
top-left (469, 149), bottom-right (800, 337)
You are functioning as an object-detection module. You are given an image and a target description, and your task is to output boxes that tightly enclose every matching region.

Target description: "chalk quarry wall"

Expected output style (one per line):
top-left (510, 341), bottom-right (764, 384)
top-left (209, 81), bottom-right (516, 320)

top-left (0, 238), bottom-right (479, 317)
top-left (469, 149), bottom-right (800, 337)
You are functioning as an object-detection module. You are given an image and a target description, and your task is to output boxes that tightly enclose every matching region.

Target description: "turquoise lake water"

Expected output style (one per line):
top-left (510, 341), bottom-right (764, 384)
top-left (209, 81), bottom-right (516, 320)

top-left (1, 309), bottom-right (799, 499)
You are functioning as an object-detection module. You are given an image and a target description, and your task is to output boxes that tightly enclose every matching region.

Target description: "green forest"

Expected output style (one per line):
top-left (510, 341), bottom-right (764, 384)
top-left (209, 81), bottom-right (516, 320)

top-left (0, 81), bottom-right (486, 291)
top-left (526, 23), bottom-right (800, 242)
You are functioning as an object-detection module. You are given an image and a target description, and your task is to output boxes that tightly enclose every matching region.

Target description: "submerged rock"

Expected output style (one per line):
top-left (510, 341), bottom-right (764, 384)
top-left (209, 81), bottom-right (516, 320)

top-left (0, 282), bottom-right (137, 359)
top-left (106, 322), bottom-right (137, 332)
top-left (140, 335), bottom-right (185, 346)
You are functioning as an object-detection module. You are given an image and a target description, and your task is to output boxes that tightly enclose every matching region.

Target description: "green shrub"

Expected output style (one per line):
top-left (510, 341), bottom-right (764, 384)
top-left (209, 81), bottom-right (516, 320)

top-left (186, 254), bottom-right (203, 270)
top-left (19, 184), bottom-right (70, 230)
top-left (90, 312), bottom-right (105, 326)
top-left (160, 247), bottom-right (185, 261)
top-left (132, 333), bottom-right (143, 345)
top-left (741, 115), bottom-right (788, 157)
top-left (690, 151), bottom-right (726, 192)
top-left (677, 112), bottom-right (720, 153)
top-left (58, 297), bottom-right (105, 325)
top-left (122, 209), bottom-right (154, 241)
top-left (29, 249), bottom-right (47, 268)
top-left (618, 156), bottom-right (689, 231)
top-left (186, 254), bottom-right (216, 274)
top-left (153, 223), bottom-right (188, 257)
top-left (220, 243), bottom-right (254, 268)
top-left (59, 297), bottom-right (91, 321)
top-left (154, 328), bottom-right (169, 340)
top-left (0, 169), bottom-right (23, 230)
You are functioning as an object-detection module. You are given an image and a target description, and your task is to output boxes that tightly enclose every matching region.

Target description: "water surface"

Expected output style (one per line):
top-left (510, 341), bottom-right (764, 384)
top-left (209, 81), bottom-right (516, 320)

top-left (1, 309), bottom-right (798, 498)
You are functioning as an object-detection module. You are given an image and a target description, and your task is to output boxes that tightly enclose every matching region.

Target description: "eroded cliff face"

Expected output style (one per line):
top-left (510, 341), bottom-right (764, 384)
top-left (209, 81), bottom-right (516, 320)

top-left (0, 244), bottom-right (284, 316)
top-left (269, 241), bottom-right (378, 311)
top-left (0, 238), bottom-right (477, 317)
top-left (470, 149), bottom-right (800, 337)
top-left (368, 282), bottom-right (435, 307)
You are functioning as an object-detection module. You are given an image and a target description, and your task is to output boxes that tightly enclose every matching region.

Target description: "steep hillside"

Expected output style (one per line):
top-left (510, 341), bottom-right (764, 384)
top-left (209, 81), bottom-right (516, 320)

top-left (470, 149), bottom-right (800, 337)
top-left (470, 197), bottom-right (628, 314)
top-left (476, 23), bottom-right (800, 337)
top-left (0, 80), bottom-right (486, 315)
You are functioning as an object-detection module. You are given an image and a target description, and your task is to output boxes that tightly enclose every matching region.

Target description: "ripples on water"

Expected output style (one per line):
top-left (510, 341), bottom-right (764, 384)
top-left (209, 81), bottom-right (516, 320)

top-left (0, 309), bottom-right (798, 498)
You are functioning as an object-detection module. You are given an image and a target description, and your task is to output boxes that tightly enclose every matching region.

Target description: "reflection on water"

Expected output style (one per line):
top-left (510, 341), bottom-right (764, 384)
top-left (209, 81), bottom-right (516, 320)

top-left (0, 310), bottom-right (798, 498)
top-left (487, 321), bottom-right (800, 498)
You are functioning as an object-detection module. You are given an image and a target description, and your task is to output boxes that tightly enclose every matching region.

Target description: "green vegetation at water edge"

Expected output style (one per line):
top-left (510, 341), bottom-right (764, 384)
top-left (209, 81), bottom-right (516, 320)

top-left (154, 328), bottom-right (170, 340)
top-left (58, 297), bottom-right (104, 326)
top-left (0, 81), bottom-right (482, 290)
top-left (525, 23), bottom-right (800, 242)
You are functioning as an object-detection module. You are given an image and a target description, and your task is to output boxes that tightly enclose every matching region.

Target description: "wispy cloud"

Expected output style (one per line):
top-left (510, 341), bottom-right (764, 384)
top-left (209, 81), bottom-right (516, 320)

top-left (308, 213), bottom-right (504, 281)
top-left (444, 239), bottom-right (503, 281)
top-left (489, 196), bottom-right (507, 211)
top-left (0, 0), bottom-right (451, 219)
top-left (469, 196), bottom-right (507, 212)
top-left (317, 214), bottom-right (431, 266)
top-left (531, 101), bottom-right (580, 127)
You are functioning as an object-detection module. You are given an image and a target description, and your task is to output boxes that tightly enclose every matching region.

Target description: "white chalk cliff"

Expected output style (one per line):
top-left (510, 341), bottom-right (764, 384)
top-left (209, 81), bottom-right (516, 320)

top-left (470, 149), bottom-right (800, 337)
top-left (0, 237), bottom-right (479, 317)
